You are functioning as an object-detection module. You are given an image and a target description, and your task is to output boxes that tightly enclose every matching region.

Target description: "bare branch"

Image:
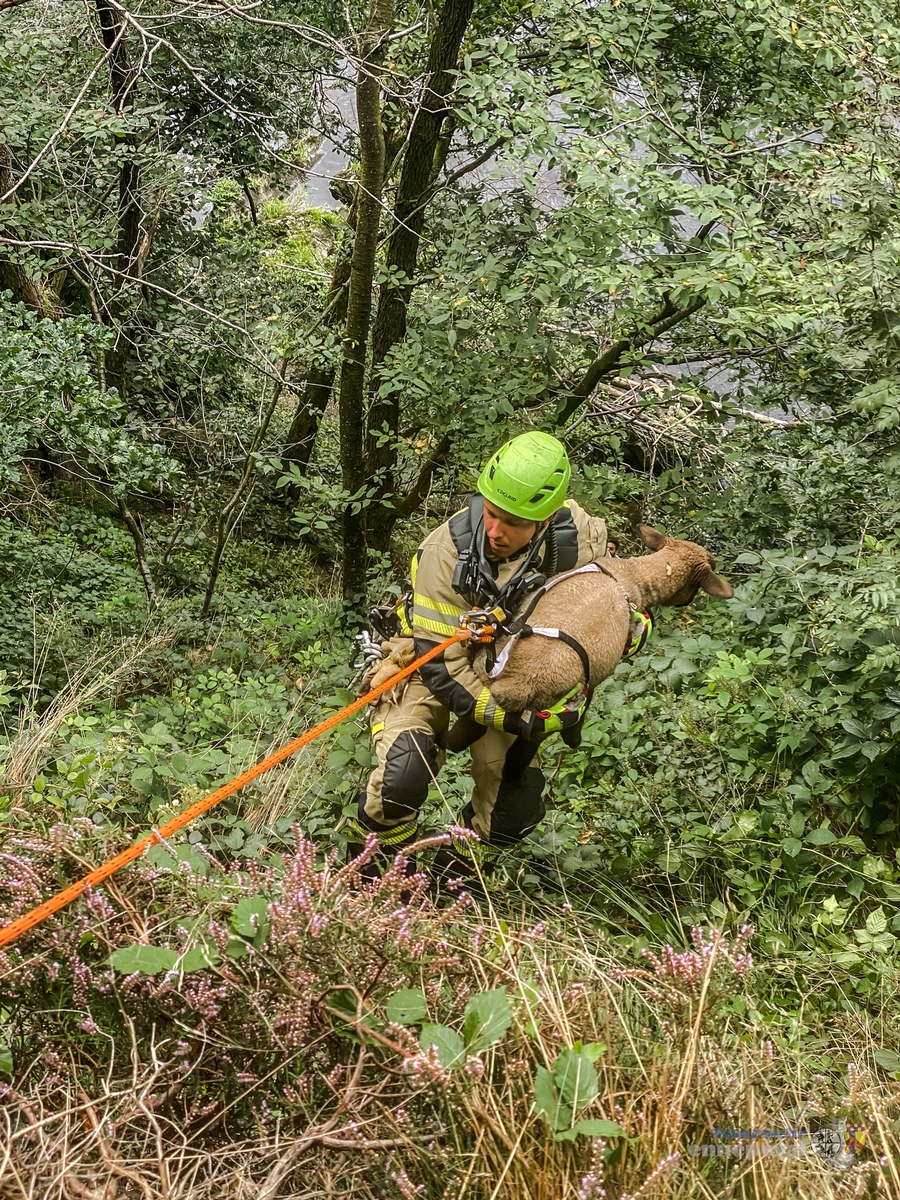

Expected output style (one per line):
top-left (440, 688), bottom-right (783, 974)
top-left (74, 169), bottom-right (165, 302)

top-left (393, 430), bottom-right (453, 519)
top-left (555, 296), bottom-right (705, 424)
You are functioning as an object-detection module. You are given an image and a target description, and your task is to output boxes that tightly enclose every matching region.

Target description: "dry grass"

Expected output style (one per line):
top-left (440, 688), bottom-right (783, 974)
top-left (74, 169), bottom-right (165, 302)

top-left (1, 839), bottom-right (898, 1200)
top-left (0, 631), bottom-right (174, 794)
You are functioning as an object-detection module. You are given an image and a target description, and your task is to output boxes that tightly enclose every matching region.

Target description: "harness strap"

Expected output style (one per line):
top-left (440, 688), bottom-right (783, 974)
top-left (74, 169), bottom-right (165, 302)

top-left (485, 560), bottom-right (652, 682)
top-left (448, 496), bottom-right (580, 611)
top-left (523, 626), bottom-right (592, 685)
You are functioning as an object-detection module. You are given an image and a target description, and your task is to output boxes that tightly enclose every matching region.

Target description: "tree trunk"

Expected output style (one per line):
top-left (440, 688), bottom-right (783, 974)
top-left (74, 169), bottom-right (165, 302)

top-left (337, 0), bottom-right (393, 607)
top-left (0, 143), bottom-right (52, 316)
top-left (200, 375), bottom-right (286, 618)
top-left (553, 297), bottom-right (706, 426)
top-left (95, 0), bottom-right (145, 394)
top-left (364, 0), bottom-right (476, 555)
top-left (282, 253), bottom-right (352, 476)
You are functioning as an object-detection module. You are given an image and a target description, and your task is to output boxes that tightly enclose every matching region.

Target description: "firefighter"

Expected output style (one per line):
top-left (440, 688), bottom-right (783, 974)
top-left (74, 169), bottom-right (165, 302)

top-left (348, 431), bottom-right (609, 887)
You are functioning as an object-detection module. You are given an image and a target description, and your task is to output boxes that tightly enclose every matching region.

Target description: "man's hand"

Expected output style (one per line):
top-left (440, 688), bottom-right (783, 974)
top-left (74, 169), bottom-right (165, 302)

top-left (361, 636), bottom-right (417, 702)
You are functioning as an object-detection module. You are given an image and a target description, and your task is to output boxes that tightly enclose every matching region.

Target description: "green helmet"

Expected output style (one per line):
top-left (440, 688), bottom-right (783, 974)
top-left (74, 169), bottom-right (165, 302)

top-left (477, 432), bottom-right (571, 521)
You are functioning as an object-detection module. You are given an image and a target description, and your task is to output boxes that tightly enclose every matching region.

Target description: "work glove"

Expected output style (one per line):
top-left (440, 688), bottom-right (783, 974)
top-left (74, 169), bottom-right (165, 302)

top-left (360, 636), bottom-right (417, 702)
top-left (503, 685), bottom-right (589, 742)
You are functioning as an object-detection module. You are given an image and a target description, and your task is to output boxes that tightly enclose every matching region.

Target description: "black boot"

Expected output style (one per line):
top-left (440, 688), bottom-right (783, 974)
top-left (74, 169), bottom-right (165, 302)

top-left (432, 846), bottom-right (486, 901)
top-left (347, 841), bottom-right (419, 893)
top-left (346, 841), bottom-right (385, 884)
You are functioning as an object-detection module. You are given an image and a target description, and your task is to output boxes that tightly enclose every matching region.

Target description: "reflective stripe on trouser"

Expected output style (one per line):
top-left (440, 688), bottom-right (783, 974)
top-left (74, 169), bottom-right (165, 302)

top-left (362, 674), bottom-right (546, 848)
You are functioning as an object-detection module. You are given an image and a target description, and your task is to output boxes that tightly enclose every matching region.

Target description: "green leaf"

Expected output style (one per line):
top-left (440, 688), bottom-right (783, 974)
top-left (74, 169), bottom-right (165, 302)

top-left (462, 989), bottom-right (513, 1052)
top-left (555, 1118), bottom-right (627, 1142)
top-left (806, 826), bottom-right (836, 846)
top-left (866, 907), bottom-right (888, 935)
top-left (782, 837), bottom-right (803, 858)
top-left (533, 1065), bottom-right (571, 1130)
top-left (231, 895), bottom-right (269, 939)
top-left (874, 1048), bottom-right (900, 1074)
top-left (386, 988), bottom-right (428, 1026)
top-left (179, 944), bottom-right (221, 972)
top-left (581, 1042), bottom-right (606, 1062)
top-left (552, 1047), bottom-right (599, 1113)
top-left (0, 1044), bottom-right (12, 1074)
top-left (107, 945), bottom-right (179, 975)
top-left (420, 1023), bottom-right (466, 1068)
top-left (143, 843), bottom-right (210, 877)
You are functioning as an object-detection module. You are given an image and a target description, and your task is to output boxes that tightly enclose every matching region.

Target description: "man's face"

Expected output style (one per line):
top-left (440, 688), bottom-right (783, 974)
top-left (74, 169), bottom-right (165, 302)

top-left (482, 499), bottom-right (548, 558)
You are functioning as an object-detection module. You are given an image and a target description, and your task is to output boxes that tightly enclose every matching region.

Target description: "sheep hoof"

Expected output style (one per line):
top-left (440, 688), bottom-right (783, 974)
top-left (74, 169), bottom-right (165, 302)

top-left (561, 721), bottom-right (584, 749)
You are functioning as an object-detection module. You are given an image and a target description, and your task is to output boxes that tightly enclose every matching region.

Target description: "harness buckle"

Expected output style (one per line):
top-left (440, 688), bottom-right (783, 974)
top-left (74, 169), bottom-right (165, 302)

top-left (459, 607), bottom-right (507, 644)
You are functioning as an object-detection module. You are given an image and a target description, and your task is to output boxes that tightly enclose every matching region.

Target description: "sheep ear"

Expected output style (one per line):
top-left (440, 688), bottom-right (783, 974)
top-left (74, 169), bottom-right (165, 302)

top-left (701, 570), bottom-right (733, 599)
top-left (637, 525), bottom-right (666, 551)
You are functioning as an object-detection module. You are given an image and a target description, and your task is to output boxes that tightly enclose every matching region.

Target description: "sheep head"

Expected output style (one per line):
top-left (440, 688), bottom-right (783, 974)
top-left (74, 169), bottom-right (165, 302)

top-left (636, 525), bottom-right (733, 605)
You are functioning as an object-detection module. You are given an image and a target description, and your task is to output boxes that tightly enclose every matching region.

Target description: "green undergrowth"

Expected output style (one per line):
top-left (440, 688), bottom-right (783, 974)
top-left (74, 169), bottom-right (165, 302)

top-left (2, 418), bottom-right (900, 1196)
top-left (1, 822), bottom-right (899, 1199)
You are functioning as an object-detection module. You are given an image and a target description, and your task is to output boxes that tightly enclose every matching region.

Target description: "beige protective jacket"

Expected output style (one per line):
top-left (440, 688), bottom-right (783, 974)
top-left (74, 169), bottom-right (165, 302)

top-left (406, 499), bottom-right (608, 729)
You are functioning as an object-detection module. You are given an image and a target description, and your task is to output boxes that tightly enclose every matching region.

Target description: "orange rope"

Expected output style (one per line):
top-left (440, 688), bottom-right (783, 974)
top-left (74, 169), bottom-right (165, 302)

top-left (0, 631), bottom-right (466, 952)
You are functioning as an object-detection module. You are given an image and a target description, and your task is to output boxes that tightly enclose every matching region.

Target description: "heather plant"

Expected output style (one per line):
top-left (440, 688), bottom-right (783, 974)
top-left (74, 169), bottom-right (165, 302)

top-left (2, 818), bottom-right (899, 1199)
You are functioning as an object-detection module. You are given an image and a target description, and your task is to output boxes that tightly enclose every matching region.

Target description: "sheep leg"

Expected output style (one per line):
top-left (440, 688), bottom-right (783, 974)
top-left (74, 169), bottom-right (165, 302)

top-left (445, 714), bottom-right (486, 752)
top-left (560, 688), bottom-right (594, 749)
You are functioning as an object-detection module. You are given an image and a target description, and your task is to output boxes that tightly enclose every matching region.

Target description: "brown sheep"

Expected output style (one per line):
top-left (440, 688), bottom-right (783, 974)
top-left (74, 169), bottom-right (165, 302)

top-left (470, 525), bottom-right (733, 714)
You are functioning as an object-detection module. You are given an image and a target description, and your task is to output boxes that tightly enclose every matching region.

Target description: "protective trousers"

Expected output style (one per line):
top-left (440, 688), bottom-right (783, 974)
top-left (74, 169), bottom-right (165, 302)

top-left (354, 675), bottom-right (546, 865)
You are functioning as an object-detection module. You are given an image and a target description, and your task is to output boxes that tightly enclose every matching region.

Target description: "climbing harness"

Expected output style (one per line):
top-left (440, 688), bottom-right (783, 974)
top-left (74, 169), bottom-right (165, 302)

top-left (350, 583), bottom-right (414, 685)
top-left (592, 560), bottom-right (654, 661)
top-left (623, 605), bottom-right (654, 660)
top-left (482, 563), bottom-right (600, 683)
top-left (457, 606), bottom-right (507, 645)
top-left (448, 494), bottom-right (579, 614)
top-left (367, 584), bottom-right (412, 642)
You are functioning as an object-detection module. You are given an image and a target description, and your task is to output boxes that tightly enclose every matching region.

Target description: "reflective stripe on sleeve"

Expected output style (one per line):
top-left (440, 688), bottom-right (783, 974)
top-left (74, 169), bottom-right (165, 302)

top-left (413, 592), bottom-right (463, 618)
top-left (414, 613), bottom-right (458, 637)
top-left (473, 688), bottom-right (507, 730)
